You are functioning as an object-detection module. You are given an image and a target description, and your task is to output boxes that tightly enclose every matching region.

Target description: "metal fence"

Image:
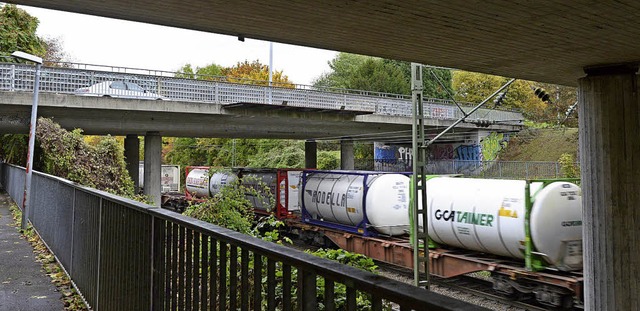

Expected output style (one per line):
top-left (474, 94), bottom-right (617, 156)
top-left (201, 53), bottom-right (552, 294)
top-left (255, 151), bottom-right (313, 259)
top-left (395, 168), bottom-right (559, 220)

top-left (0, 163), bottom-right (485, 311)
top-left (0, 62), bottom-right (522, 124)
top-left (354, 159), bottom-right (572, 179)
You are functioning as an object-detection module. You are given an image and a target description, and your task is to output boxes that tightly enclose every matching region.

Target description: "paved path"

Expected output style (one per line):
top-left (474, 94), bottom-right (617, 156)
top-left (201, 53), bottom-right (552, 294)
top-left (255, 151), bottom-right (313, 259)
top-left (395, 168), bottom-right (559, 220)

top-left (0, 190), bottom-right (63, 311)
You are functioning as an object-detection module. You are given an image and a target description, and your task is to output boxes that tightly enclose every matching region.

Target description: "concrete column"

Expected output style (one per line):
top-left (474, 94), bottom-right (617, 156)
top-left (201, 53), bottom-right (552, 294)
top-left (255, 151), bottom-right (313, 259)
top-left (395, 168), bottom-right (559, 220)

top-left (579, 65), bottom-right (640, 311)
top-left (124, 134), bottom-right (140, 193)
top-left (305, 140), bottom-right (317, 169)
top-left (143, 131), bottom-right (162, 207)
top-left (340, 138), bottom-right (354, 170)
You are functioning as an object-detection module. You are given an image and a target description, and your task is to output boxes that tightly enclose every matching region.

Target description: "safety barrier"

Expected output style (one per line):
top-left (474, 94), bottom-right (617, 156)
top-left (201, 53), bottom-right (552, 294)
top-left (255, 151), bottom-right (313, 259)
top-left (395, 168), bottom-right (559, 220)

top-left (0, 163), bottom-right (486, 311)
top-left (0, 62), bottom-right (522, 124)
top-left (354, 159), bottom-right (571, 179)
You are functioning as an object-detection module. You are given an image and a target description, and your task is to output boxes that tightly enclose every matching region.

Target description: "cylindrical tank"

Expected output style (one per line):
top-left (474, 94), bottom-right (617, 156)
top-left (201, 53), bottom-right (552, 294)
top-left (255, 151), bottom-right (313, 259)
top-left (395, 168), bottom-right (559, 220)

top-left (185, 168), bottom-right (210, 198)
top-left (302, 172), bottom-right (410, 236)
top-left (423, 177), bottom-right (582, 270)
top-left (209, 171), bottom-right (237, 197)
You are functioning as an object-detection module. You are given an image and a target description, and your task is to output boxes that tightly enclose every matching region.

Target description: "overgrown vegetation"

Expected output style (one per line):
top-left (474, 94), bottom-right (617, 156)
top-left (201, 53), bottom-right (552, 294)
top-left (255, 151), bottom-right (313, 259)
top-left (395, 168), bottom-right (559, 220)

top-left (35, 118), bottom-right (134, 196)
top-left (184, 174), bottom-right (385, 309)
top-left (559, 153), bottom-right (580, 178)
top-left (183, 173), bottom-right (267, 234)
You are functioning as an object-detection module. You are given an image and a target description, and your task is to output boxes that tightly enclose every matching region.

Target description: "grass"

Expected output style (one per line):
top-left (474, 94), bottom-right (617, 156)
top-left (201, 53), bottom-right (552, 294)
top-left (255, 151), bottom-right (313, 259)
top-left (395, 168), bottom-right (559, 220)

top-left (499, 127), bottom-right (579, 162)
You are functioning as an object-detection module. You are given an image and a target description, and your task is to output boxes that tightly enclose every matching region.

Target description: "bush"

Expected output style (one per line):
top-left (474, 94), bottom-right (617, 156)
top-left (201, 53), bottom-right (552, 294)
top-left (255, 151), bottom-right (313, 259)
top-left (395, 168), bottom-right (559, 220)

top-left (559, 153), bottom-right (580, 178)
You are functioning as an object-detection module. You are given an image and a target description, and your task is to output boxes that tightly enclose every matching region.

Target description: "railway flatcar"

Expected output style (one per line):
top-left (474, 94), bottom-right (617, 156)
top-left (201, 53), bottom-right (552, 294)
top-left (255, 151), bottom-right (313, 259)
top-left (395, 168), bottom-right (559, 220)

top-left (159, 166), bottom-right (584, 308)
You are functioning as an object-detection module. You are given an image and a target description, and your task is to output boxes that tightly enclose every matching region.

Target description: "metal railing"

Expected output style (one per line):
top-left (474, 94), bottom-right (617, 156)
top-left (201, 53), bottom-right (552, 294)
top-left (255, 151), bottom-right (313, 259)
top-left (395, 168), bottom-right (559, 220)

top-left (355, 159), bottom-right (571, 179)
top-left (0, 62), bottom-right (523, 124)
top-left (0, 163), bottom-right (486, 311)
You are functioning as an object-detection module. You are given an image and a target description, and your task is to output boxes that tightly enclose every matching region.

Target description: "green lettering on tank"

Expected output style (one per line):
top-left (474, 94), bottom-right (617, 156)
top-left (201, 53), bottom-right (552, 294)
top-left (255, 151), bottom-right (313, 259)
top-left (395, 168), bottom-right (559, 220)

top-left (471, 213), bottom-right (481, 225)
top-left (457, 212), bottom-right (467, 223)
top-left (452, 211), bottom-right (494, 227)
top-left (486, 215), bottom-right (494, 227)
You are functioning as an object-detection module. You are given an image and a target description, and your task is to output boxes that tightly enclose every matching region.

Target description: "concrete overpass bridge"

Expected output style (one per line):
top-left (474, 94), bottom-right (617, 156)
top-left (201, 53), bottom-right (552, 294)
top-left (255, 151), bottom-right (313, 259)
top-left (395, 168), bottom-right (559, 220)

top-left (0, 62), bottom-right (522, 139)
top-left (1, 62), bottom-right (522, 203)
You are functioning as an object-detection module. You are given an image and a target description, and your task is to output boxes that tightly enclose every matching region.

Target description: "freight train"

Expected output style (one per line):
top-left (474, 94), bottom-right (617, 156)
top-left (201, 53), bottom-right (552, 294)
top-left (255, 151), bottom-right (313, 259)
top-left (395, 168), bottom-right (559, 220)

top-left (152, 166), bottom-right (584, 308)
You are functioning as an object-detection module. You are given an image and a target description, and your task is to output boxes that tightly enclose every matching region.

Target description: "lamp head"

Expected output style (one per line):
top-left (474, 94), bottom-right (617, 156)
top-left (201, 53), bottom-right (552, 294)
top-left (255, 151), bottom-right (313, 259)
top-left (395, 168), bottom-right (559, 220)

top-left (11, 51), bottom-right (43, 64)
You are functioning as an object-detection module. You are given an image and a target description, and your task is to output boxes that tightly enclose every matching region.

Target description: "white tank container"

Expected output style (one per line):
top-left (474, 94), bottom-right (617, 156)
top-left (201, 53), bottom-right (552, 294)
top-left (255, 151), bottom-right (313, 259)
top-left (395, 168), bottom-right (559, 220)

top-left (185, 168), bottom-right (210, 198)
top-left (209, 171), bottom-right (237, 197)
top-left (283, 170), bottom-right (302, 212)
top-left (302, 172), bottom-right (410, 236)
top-left (423, 177), bottom-right (582, 270)
top-left (138, 164), bottom-right (181, 193)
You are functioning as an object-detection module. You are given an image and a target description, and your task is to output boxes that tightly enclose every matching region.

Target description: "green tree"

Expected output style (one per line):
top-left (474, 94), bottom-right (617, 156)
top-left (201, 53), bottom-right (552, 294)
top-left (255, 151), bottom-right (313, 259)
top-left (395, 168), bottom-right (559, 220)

top-left (0, 4), bottom-right (46, 59)
top-left (313, 53), bottom-right (452, 98)
top-left (176, 63), bottom-right (224, 80)
top-left (0, 134), bottom-right (28, 165)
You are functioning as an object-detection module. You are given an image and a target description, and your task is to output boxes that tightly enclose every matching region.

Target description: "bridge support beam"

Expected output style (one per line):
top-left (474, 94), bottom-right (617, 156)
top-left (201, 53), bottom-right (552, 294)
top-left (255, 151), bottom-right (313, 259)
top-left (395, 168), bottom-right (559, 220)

top-left (305, 140), bottom-right (317, 169)
top-left (143, 131), bottom-right (162, 207)
top-left (340, 138), bottom-right (354, 170)
top-left (579, 64), bottom-right (640, 311)
top-left (124, 134), bottom-right (140, 193)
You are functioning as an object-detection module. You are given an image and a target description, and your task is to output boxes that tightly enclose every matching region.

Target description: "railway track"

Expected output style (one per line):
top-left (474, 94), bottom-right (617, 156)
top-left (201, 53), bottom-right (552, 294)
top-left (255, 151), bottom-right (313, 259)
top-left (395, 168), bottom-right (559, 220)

top-left (375, 260), bottom-right (560, 311)
top-left (287, 236), bottom-right (550, 310)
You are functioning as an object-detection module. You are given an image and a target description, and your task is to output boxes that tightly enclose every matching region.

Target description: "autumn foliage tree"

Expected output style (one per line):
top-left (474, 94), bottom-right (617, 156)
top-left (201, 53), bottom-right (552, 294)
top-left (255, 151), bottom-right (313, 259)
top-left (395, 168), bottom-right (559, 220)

top-left (452, 70), bottom-right (577, 124)
top-left (223, 60), bottom-right (294, 87)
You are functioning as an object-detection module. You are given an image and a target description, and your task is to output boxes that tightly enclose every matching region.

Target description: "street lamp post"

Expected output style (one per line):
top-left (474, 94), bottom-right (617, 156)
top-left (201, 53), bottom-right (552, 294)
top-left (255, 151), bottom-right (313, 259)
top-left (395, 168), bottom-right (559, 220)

top-left (12, 51), bottom-right (43, 230)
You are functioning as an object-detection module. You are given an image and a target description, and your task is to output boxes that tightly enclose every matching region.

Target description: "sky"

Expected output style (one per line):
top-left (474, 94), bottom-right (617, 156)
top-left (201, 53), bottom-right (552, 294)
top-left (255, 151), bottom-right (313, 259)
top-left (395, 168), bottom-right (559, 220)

top-left (19, 5), bottom-right (338, 85)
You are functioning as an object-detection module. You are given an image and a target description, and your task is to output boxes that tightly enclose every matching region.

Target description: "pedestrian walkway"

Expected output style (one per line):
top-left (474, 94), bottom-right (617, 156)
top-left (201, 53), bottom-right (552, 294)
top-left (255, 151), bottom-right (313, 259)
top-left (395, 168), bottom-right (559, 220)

top-left (0, 189), bottom-right (63, 311)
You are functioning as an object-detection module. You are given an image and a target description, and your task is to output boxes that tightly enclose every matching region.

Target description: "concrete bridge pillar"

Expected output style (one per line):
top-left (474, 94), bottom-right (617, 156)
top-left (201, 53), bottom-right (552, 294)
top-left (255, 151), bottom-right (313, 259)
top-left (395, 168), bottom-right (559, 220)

top-left (305, 140), bottom-right (317, 169)
top-left (340, 138), bottom-right (354, 170)
top-left (579, 65), bottom-right (640, 311)
top-left (143, 131), bottom-right (162, 207)
top-left (124, 134), bottom-right (140, 193)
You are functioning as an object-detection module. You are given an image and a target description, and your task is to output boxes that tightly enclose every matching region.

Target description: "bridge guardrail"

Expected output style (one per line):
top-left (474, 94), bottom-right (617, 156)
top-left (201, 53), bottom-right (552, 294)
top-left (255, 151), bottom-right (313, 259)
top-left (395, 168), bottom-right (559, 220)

top-left (0, 163), bottom-right (486, 311)
top-left (0, 62), bottom-right (523, 125)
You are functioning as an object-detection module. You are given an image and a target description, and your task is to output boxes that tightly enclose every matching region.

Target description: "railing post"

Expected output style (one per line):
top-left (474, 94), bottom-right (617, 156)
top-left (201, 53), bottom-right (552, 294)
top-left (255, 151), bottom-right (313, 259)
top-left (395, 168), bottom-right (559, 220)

top-left (151, 215), bottom-right (166, 310)
top-left (95, 197), bottom-right (102, 311)
top-left (214, 83), bottom-right (219, 103)
top-left (10, 64), bottom-right (15, 91)
top-left (70, 188), bottom-right (76, 276)
top-left (298, 270), bottom-right (317, 311)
